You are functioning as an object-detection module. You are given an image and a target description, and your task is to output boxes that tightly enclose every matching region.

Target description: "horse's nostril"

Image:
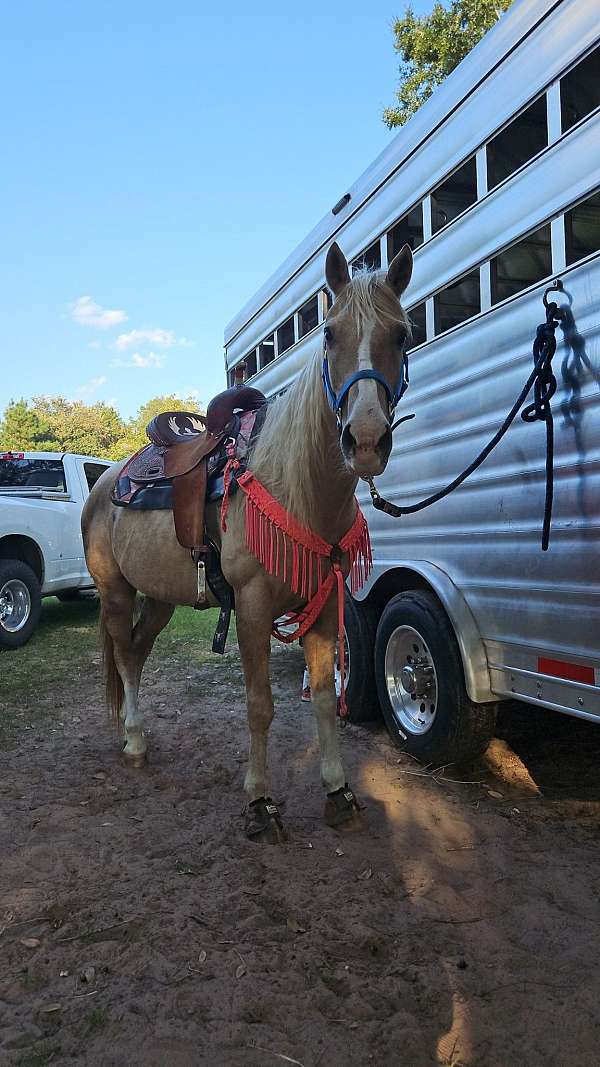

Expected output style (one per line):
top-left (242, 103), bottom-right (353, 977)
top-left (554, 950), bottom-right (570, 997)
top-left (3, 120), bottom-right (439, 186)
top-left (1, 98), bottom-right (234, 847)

top-left (341, 423), bottom-right (356, 456)
top-left (378, 427), bottom-right (392, 456)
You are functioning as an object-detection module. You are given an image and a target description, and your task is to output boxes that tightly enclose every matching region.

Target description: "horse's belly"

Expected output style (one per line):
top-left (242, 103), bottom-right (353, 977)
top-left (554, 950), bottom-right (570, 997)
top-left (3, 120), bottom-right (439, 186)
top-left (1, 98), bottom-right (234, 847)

top-left (111, 507), bottom-right (215, 606)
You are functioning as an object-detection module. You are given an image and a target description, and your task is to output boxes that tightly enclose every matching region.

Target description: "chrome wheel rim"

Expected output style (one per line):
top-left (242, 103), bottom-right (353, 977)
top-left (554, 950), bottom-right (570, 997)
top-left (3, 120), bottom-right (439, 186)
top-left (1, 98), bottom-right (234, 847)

top-left (384, 624), bottom-right (438, 735)
top-left (0, 579), bottom-right (31, 633)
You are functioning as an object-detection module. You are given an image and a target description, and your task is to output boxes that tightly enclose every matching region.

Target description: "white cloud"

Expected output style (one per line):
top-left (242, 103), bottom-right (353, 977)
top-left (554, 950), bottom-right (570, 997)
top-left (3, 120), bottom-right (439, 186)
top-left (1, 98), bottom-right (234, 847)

top-left (111, 351), bottom-right (164, 369)
top-left (87, 340), bottom-right (102, 350)
top-left (69, 295), bottom-right (127, 330)
top-left (75, 375), bottom-right (107, 399)
top-left (113, 327), bottom-right (192, 352)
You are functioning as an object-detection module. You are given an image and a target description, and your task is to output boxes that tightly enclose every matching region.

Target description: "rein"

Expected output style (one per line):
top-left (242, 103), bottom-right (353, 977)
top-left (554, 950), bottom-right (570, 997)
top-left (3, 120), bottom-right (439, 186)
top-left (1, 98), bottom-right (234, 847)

top-left (367, 283), bottom-right (564, 552)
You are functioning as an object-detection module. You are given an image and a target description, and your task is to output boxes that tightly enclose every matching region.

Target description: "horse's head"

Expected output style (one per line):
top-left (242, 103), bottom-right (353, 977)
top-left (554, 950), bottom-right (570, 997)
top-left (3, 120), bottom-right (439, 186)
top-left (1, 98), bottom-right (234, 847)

top-left (323, 240), bottom-right (413, 478)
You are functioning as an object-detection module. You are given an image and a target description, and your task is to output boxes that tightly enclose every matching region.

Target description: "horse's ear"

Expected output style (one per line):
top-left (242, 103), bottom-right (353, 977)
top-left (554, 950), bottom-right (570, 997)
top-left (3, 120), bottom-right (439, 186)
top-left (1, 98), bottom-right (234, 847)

top-left (325, 242), bottom-right (351, 298)
top-left (386, 244), bottom-right (413, 298)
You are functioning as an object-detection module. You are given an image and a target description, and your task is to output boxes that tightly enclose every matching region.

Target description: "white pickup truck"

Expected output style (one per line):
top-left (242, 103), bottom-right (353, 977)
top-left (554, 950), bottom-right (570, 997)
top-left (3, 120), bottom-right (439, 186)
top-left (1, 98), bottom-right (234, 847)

top-left (0, 451), bottom-right (114, 649)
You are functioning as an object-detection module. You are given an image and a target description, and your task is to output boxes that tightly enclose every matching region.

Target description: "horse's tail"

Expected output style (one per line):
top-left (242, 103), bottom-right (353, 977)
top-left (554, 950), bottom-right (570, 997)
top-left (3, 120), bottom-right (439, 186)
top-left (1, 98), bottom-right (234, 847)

top-left (100, 609), bottom-right (124, 723)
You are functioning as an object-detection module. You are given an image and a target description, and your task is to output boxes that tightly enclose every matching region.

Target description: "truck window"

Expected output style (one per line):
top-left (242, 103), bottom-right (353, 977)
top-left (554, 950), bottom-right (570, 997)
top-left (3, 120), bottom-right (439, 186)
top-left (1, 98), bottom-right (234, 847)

top-left (84, 462), bottom-right (110, 490)
top-left (0, 457), bottom-right (66, 491)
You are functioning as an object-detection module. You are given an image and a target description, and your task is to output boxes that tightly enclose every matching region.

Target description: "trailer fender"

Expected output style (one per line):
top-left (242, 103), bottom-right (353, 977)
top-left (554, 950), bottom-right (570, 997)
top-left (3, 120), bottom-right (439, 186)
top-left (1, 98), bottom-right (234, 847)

top-left (365, 561), bottom-right (495, 704)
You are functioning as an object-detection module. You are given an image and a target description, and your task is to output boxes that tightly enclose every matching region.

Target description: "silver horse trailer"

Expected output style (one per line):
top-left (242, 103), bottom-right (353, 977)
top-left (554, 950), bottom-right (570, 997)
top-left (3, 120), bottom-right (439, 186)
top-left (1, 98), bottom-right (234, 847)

top-left (224, 0), bottom-right (600, 762)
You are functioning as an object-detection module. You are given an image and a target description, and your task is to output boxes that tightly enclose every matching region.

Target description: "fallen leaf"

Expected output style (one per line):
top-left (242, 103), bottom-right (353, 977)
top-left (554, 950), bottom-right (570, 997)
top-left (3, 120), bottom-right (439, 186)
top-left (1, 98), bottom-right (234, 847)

top-left (40, 1003), bottom-right (62, 1014)
top-left (286, 917), bottom-right (306, 935)
top-left (81, 966), bottom-right (95, 983)
top-left (59, 970), bottom-right (69, 977)
top-left (20, 937), bottom-right (41, 948)
top-left (487, 790), bottom-right (504, 800)
top-left (92, 773), bottom-right (106, 782)
top-left (335, 847), bottom-right (344, 857)
top-left (198, 950), bottom-right (207, 964)
top-left (235, 963), bottom-right (247, 979)
top-left (358, 867), bottom-right (373, 881)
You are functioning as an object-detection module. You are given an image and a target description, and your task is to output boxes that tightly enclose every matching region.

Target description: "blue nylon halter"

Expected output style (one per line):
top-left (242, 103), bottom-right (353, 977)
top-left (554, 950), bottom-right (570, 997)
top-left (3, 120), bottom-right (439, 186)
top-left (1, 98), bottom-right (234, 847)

top-left (322, 349), bottom-right (409, 422)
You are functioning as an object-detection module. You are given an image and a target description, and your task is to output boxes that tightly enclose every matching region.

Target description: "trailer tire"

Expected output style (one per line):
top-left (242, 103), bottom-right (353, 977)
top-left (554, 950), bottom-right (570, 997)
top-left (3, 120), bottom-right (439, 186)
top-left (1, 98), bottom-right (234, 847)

top-left (374, 590), bottom-right (496, 764)
top-left (0, 560), bottom-right (42, 651)
top-left (342, 592), bottom-right (381, 724)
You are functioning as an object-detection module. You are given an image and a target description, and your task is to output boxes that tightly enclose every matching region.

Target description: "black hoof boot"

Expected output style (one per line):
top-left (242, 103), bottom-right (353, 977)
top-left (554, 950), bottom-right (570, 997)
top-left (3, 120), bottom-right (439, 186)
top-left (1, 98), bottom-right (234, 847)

top-left (324, 784), bottom-right (362, 830)
top-left (245, 797), bottom-right (288, 843)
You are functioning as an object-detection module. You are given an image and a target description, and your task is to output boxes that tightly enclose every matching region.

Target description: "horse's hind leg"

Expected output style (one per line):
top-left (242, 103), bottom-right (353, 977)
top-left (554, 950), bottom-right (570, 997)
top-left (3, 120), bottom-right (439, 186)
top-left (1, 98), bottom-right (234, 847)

top-left (100, 581), bottom-right (173, 765)
top-left (302, 599), bottom-right (361, 829)
top-left (119, 597), bottom-right (175, 764)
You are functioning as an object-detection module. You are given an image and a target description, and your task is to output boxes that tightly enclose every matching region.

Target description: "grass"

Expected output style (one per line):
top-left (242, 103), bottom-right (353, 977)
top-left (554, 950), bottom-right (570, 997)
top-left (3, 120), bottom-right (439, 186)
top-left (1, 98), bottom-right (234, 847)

top-left (83, 1006), bottom-right (108, 1035)
top-left (15, 1044), bottom-right (61, 1067)
top-left (0, 595), bottom-right (236, 748)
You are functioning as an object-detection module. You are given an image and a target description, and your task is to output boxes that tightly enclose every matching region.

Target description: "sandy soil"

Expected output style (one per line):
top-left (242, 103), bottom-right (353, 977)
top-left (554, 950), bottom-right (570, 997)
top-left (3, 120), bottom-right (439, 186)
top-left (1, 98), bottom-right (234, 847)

top-left (2, 637), bottom-right (600, 1067)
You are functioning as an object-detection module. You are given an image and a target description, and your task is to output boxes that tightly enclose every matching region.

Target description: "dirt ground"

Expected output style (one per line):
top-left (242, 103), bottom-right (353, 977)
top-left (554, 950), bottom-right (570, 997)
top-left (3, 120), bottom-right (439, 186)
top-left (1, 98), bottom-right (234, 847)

top-left (2, 602), bottom-right (600, 1067)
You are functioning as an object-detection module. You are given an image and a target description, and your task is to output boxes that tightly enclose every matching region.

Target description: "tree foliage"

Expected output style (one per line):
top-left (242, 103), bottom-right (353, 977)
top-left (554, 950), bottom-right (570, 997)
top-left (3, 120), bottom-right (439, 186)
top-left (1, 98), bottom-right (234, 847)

top-left (0, 393), bottom-right (203, 461)
top-left (383, 0), bottom-right (514, 128)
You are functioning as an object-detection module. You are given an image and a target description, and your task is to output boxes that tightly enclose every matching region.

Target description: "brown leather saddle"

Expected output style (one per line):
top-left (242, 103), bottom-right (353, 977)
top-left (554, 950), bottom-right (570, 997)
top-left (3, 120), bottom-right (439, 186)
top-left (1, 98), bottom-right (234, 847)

top-left (112, 382), bottom-right (267, 588)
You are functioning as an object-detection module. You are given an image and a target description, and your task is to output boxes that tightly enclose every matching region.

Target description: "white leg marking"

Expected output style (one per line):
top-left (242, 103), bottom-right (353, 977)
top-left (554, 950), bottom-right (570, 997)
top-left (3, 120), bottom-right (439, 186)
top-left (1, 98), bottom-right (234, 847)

top-left (312, 689), bottom-right (345, 793)
top-left (122, 679), bottom-right (146, 758)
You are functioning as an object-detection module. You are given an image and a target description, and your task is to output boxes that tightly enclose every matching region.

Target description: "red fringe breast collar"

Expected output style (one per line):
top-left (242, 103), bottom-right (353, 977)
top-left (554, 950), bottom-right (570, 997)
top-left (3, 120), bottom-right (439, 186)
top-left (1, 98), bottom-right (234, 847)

top-left (221, 460), bottom-right (372, 718)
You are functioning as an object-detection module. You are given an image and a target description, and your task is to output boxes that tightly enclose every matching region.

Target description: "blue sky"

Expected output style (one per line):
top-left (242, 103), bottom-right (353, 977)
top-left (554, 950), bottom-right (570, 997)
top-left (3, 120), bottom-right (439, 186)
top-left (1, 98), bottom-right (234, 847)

top-left (0, 0), bottom-right (428, 419)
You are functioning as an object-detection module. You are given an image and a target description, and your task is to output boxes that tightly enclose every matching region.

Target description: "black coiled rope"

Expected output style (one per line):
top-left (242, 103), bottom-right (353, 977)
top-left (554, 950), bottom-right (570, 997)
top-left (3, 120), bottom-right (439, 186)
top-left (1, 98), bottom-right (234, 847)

top-left (368, 287), bottom-right (562, 551)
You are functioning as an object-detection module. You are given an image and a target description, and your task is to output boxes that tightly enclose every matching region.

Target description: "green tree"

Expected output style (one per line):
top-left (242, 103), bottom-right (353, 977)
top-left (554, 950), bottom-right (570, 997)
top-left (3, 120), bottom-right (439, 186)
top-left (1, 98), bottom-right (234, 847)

top-left (32, 397), bottom-right (126, 459)
top-left (383, 0), bottom-right (514, 128)
top-left (0, 399), bottom-right (56, 451)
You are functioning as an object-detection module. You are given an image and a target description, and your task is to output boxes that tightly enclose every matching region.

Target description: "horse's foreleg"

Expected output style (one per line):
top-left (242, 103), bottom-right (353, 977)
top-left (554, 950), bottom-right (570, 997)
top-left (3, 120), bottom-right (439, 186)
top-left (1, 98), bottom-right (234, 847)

top-left (236, 584), bottom-right (274, 802)
top-left (303, 599), bottom-right (361, 829)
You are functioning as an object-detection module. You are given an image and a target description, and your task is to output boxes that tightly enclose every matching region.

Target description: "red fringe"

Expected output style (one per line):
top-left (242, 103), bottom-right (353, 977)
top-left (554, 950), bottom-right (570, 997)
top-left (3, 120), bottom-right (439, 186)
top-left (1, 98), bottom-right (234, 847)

top-left (227, 469), bottom-right (372, 720)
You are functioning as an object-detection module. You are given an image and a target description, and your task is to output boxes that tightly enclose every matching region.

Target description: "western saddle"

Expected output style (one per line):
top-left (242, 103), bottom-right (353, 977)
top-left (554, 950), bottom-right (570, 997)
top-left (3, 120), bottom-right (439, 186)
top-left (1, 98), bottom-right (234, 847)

top-left (112, 380), bottom-right (267, 651)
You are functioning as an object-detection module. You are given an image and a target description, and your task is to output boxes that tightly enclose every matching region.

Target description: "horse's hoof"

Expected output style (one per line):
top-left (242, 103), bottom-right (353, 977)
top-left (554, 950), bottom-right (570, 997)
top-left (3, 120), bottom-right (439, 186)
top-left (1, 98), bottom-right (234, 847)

top-left (122, 747), bottom-right (147, 769)
top-left (245, 797), bottom-right (288, 844)
top-left (324, 785), bottom-right (362, 829)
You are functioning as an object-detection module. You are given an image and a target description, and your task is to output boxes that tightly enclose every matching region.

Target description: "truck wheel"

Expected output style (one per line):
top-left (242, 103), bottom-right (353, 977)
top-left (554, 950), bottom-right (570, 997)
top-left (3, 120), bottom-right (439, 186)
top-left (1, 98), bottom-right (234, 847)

top-left (0, 560), bottom-right (42, 650)
top-left (342, 592), bottom-right (381, 724)
top-left (374, 590), bottom-right (496, 764)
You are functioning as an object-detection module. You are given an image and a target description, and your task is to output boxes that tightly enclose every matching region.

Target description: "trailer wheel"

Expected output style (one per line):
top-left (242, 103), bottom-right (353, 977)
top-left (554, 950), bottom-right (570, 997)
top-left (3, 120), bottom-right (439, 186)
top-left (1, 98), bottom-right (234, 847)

top-left (342, 592), bottom-right (381, 724)
top-left (0, 560), bottom-right (42, 651)
top-left (374, 590), bottom-right (496, 763)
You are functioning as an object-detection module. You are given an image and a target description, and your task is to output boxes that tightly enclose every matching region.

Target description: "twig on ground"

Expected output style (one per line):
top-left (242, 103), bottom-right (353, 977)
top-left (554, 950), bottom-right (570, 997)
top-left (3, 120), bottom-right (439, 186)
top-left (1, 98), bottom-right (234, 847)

top-left (57, 919), bottom-right (134, 943)
top-left (246, 1047), bottom-right (305, 1067)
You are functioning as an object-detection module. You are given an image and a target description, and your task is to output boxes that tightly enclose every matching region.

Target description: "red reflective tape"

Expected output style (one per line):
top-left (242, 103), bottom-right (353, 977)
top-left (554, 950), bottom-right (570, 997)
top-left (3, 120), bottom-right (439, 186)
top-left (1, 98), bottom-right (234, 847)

top-left (538, 657), bottom-right (595, 685)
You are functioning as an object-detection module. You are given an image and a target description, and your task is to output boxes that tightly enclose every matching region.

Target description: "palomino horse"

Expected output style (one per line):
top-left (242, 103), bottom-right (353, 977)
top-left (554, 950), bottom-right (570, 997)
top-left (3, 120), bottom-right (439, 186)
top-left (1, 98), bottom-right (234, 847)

top-left (82, 241), bottom-right (413, 840)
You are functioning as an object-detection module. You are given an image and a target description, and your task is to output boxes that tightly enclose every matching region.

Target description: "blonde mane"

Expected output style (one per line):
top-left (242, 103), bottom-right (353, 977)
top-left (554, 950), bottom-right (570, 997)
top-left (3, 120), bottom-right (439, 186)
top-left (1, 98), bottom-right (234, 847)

top-left (250, 351), bottom-right (346, 528)
top-left (249, 270), bottom-right (409, 527)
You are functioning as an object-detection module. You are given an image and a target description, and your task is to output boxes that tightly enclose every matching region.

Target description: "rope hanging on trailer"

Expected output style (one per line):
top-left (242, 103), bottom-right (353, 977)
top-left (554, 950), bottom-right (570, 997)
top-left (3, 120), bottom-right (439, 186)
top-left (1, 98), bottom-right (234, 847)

top-left (367, 284), bottom-right (563, 551)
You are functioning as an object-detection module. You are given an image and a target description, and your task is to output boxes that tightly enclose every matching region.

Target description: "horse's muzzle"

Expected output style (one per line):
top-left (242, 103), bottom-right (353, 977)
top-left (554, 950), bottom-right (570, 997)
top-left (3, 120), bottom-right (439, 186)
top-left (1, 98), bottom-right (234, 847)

top-left (340, 423), bottom-right (392, 477)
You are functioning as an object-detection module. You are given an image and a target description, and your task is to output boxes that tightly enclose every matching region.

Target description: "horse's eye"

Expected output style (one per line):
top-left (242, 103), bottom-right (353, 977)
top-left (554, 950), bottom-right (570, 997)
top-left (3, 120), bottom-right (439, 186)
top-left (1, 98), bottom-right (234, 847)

top-left (395, 327), bottom-right (407, 348)
top-left (323, 325), bottom-right (333, 345)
